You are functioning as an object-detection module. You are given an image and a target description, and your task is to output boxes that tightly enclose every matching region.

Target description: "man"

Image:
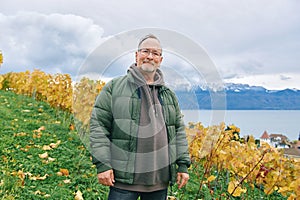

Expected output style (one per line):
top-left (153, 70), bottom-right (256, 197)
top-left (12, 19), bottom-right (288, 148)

top-left (90, 34), bottom-right (191, 200)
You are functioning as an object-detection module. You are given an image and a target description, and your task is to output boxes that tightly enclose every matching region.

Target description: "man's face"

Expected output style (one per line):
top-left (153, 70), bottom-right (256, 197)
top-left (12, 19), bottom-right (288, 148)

top-left (135, 38), bottom-right (163, 73)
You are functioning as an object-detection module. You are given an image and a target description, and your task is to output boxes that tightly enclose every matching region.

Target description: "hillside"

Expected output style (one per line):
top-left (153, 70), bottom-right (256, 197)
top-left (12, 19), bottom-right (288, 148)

top-left (0, 90), bottom-right (108, 199)
top-left (0, 90), bottom-right (293, 199)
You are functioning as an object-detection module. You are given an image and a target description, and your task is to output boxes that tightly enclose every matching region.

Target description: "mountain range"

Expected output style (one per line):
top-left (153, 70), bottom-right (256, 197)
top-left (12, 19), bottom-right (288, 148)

top-left (175, 83), bottom-right (300, 110)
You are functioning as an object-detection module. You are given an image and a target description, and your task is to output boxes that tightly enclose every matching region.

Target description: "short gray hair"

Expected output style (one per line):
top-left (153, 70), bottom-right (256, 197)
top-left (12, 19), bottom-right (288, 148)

top-left (138, 34), bottom-right (161, 49)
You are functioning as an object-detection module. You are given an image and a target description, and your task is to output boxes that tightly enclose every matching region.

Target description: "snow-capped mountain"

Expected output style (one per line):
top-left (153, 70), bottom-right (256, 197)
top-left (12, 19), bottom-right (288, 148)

top-left (175, 83), bottom-right (300, 110)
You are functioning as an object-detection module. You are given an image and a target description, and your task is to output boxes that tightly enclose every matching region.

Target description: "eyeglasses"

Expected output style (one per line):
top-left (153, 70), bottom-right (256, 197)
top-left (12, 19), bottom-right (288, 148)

top-left (138, 48), bottom-right (162, 58)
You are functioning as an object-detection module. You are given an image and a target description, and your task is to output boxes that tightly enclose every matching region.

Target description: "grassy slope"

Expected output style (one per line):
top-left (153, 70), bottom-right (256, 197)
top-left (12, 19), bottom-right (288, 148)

top-left (0, 90), bottom-right (108, 199)
top-left (0, 90), bottom-right (286, 200)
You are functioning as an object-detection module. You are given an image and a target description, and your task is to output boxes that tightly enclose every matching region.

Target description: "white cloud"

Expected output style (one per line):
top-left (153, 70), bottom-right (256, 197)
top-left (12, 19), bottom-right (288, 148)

top-left (0, 0), bottom-right (300, 89)
top-left (0, 12), bottom-right (104, 75)
top-left (225, 73), bottom-right (300, 90)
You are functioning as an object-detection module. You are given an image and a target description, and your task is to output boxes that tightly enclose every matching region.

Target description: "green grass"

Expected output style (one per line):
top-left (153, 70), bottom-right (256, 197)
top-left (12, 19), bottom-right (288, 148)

top-left (0, 90), bottom-right (108, 199)
top-left (0, 90), bottom-right (287, 200)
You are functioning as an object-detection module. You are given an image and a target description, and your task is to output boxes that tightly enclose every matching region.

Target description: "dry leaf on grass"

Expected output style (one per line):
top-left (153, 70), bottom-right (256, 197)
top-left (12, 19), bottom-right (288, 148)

top-left (74, 190), bottom-right (84, 200)
top-left (42, 145), bottom-right (52, 150)
top-left (42, 140), bottom-right (61, 150)
top-left (63, 179), bottom-right (71, 184)
top-left (57, 172), bottom-right (63, 176)
top-left (39, 152), bottom-right (48, 159)
top-left (59, 168), bottom-right (69, 176)
top-left (29, 174), bottom-right (49, 181)
top-left (50, 140), bottom-right (61, 149)
top-left (48, 157), bottom-right (56, 162)
top-left (34, 126), bottom-right (45, 132)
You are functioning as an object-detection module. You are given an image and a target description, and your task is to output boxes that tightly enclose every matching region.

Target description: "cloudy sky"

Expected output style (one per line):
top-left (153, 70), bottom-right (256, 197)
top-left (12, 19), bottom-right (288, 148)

top-left (1, 0), bottom-right (300, 90)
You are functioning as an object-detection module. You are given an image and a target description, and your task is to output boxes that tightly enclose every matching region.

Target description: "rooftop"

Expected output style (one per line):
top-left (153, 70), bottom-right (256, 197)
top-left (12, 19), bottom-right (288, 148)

top-left (260, 131), bottom-right (270, 139)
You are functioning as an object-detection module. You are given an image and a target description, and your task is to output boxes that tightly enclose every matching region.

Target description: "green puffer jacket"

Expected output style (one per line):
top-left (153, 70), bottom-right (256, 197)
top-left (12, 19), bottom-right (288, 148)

top-left (90, 72), bottom-right (191, 185)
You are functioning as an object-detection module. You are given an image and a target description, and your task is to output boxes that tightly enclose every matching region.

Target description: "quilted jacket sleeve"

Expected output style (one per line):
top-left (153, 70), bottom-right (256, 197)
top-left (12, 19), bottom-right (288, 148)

top-left (172, 92), bottom-right (191, 173)
top-left (90, 80), bottom-right (113, 173)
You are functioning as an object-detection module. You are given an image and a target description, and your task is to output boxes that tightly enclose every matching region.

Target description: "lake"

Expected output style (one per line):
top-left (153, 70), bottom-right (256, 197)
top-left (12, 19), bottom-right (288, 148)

top-left (181, 110), bottom-right (300, 141)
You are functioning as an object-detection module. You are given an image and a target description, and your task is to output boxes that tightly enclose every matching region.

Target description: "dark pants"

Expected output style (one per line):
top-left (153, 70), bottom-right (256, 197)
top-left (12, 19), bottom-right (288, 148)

top-left (108, 187), bottom-right (168, 200)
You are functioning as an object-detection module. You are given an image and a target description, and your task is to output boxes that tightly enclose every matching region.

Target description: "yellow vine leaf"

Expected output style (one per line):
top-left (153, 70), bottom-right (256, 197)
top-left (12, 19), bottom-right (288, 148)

top-left (207, 175), bottom-right (216, 182)
top-left (278, 186), bottom-right (290, 194)
top-left (287, 193), bottom-right (297, 200)
top-left (228, 181), bottom-right (247, 197)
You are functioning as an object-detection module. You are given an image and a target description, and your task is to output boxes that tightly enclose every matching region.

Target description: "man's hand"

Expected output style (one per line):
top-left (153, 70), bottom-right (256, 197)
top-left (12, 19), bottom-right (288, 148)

top-left (177, 172), bottom-right (189, 189)
top-left (97, 169), bottom-right (115, 186)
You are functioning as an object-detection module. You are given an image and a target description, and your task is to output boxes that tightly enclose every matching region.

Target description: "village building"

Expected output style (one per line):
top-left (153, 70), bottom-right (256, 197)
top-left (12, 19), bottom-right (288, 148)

top-left (260, 131), bottom-right (270, 143)
top-left (259, 131), bottom-right (290, 148)
top-left (259, 131), bottom-right (300, 158)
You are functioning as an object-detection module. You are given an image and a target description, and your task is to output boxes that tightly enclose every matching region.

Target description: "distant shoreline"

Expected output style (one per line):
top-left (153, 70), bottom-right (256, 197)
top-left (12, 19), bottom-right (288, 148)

top-left (181, 110), bottom-right (300, 141)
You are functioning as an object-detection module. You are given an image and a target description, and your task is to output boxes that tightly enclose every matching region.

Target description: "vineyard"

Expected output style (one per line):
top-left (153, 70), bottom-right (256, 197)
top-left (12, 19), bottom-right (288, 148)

top-left (0, 70), bottom-right (299, 199)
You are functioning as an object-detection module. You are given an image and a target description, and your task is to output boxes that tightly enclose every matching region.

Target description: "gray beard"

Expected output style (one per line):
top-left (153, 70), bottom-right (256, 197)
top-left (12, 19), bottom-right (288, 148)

top-left (141, 64), bottom-right (155, 73)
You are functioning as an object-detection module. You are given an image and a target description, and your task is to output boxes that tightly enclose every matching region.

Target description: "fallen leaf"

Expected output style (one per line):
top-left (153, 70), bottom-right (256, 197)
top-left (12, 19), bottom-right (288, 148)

top-left (39, 152), bottom-right (48, 159)
top-left (20, 148), bottom-right (29, 152)
top-left (57, 172), bottom-right (63, 176)
top-left (34, 190), bottom-right (43, 195)
top-left (50, 140), bottom-right (61, 149)
top-left (29, 174), bottom-right (49, 181)
top-left (63, 179), bottom-right (71, 184)
top-left (77, 145), bottom-right (85, 150)
top-left (48, 157), bottom-right (56, 162)
top-left (17, 170), bottom-right (25, 186)
top-left (14, 132), bottom-right (27, 137)
top-left (69, 124), bottom-right (75, 130)
top-left (167, 196), bottom-right (176, 200)
top-left (36, 126), bottom-right (45, 132)
top-left (33, 126), bottom-right (46, 133)
top-left (42, 145), bottom-right (52, 150)
top-left (60, 168), bottom-right (69, 176)
top-left (74, 190), bottom-right (84, 200)
top-left (17, 170), bottom-right (25, 180)
top-left (33, 133), bottom-right (42, 138)
top-left (42, 160), bottom-right (48, 164)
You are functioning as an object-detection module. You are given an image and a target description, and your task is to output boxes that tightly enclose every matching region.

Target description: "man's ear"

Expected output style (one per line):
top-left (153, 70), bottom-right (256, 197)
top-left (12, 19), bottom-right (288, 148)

top-left (158, 56), bottom-right (163, 67)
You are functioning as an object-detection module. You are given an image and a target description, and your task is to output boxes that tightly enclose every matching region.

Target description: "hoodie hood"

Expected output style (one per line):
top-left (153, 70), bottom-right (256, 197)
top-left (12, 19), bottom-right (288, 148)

top-left (127, 63), bottom-right (165, 118)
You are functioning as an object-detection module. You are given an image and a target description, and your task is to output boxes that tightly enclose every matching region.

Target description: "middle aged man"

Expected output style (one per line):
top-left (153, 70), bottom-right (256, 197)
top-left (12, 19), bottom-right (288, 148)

top-left (90, 34), bottom-right (191, 200)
